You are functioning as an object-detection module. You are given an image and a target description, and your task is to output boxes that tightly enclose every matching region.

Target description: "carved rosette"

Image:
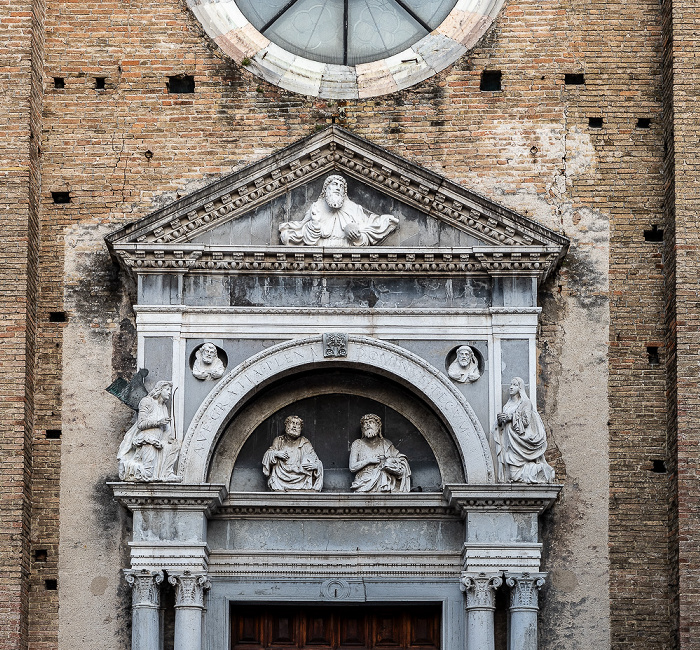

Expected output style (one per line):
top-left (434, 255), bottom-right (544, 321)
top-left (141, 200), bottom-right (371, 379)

top-left (168, 571), bottom-right (211, 609)
top-left (460, 572), bottom-right (503, 611)
top-left (505, 572), bottom-right (546, 611)
top-left (323, 332), bottom-right (348, 357)
top-left (124, 569), bottom-right (164, 609)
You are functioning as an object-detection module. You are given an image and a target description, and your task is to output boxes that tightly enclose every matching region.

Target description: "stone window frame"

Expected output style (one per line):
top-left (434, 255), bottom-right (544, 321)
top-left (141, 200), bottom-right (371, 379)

top-left (187, 0), bottom-right (506, 99)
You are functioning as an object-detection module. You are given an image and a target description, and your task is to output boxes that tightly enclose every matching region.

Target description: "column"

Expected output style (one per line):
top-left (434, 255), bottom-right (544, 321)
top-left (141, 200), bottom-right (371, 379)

top-left (168, 571), bottom-right (211, 650)
top-left (124, 569), bottom-right (164, 650)
top-left (460, 572), bottom-right (502, 650)
top-left (504, 572), bottom-right (546, 650)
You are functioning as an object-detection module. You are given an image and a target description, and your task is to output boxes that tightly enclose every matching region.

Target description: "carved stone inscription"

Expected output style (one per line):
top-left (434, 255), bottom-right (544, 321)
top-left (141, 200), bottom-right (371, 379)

top-left (279, 174), bottom-right (398, 247)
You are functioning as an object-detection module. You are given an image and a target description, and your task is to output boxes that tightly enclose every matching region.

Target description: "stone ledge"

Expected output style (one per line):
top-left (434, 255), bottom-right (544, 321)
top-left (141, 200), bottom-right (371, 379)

top-left (444, 483), bottom-right (562, 514)
top-left (109, 482), bottom-right (228, 514)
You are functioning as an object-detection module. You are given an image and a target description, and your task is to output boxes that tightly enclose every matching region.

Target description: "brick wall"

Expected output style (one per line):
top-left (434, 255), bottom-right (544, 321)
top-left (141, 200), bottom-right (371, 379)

top-left (0, 0), bottom-right (42, 644)
top-left (665, 0), bottom-right (700, 646)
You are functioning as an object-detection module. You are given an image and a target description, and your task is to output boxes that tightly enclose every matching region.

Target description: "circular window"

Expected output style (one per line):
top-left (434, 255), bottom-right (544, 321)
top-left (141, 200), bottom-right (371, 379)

top-left (188, 0), bottom-right (505, 98)
top-left (234, 0), bottom-right (457, 66)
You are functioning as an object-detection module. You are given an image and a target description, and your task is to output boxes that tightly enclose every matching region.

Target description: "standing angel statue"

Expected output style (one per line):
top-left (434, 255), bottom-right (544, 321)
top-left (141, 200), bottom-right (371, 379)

top-left (117, 380), bottom-right (181, 482)
top-left (494, 377), bottom-right (555, 484)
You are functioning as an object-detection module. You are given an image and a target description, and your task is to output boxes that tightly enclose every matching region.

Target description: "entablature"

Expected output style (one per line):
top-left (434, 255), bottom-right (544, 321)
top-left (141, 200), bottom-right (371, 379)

top-left (111, 243), bottom-right (562, 283)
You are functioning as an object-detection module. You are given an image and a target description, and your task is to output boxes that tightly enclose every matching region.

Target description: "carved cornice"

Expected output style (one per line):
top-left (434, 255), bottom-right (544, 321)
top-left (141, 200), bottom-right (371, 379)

top-left (216, 492), bottom-right (458, 520)
top-left (133, 306), bottom-right (542, 316)
top-left (444, 484), bottom-right (562, 514)
top-left (107, 127), bottom-right (569, 282)
top-left (109, 482), bottom-right (227, 514)
top-left (168, 571), bottom-right (211, 608)
top-left (124, 569), bottom-right (164, 608)
top-left (111, 244), bottom-right (561, 282)
top-left (460, 572), bottom-right (503, 610)
top-left (505, 572), bottom-right (547, 611)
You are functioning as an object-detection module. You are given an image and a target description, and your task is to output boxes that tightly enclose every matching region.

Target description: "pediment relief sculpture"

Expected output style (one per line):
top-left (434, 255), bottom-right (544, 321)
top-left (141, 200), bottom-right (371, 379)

top-left (262, 416), bottom-right (324, 492)
top-left (448, 346), bottom-right (481, 384)
top-left (117, 380), bottom-right (182, 483)
top-left (349, 414), bottom-right (411, 493)
top-left (279, 174), bottom-right (398, 247)
top-left (106, 127), bottom-right (569, 284)
top-left (495, 377), bottom-right (555, 484)
top-left (192, 342), bottom-right (225, 381)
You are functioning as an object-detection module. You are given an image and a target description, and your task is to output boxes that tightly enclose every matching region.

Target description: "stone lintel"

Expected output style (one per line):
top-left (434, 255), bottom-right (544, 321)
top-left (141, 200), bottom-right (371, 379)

top-left (128, 542), bottom-right (210, 573)
top-left (444, 483), bottom-right (562, 515)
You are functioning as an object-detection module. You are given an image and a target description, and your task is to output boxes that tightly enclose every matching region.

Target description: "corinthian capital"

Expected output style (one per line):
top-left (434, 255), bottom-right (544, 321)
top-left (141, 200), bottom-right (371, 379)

top-left (460, 572), bottom-right (503, 610)
top-left (168, 571), bottom-right (211, 608)
top-left (505, 572), bottom-right (547, 611)
top-left (124, 569), bottom-right (164, 608)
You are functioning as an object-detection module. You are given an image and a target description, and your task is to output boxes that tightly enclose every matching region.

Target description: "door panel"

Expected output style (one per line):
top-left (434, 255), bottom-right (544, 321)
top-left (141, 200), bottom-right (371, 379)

top-left (231, 605), bottom-right (440, 650)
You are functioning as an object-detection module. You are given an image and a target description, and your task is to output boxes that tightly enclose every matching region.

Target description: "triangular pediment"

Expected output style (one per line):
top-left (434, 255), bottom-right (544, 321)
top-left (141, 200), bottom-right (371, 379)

top-left (107, 126), bottom-right (568, 282)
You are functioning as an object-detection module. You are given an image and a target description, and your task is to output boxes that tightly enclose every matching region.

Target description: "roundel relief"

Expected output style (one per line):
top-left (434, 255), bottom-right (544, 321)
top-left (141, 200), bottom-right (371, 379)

top-left (187, 0), bottom-right (506, 98)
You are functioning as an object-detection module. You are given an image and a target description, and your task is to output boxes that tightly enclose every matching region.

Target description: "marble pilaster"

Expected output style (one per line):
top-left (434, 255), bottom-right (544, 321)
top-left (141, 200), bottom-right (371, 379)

top-left (460, 572), bottom-right (502, 650)
top-left (124, 569), bottom-right (164, 650)
top-left (505, 572), bottom-right (546, 650)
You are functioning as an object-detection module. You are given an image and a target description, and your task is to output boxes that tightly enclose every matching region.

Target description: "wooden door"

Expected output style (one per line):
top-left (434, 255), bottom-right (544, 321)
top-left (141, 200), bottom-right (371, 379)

top-left (231, 604), bottom-right (441, 650)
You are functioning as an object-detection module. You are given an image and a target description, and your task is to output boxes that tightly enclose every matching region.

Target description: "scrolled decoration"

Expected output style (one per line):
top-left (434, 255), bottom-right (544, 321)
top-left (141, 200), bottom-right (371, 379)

top-left (460, 572), bottom-right (503, 610)
top-left (505, 573), bottom-right (546, 610)
top-left (168, 571), bottom-right (211, 608)
top-left (124, 570), bottom-right (164, 608)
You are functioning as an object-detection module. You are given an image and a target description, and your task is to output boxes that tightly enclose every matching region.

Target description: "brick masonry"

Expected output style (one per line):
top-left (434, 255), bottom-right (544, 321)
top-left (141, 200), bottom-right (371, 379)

top-left (1, 0), bottom-right (697, 646)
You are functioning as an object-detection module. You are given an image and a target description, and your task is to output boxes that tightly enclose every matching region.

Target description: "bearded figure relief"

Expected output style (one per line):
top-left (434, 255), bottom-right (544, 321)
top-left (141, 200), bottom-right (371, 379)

top-left (349, 414), bottom-right (411, 493)
top-left (448, 345), bottom-right (481, 384)
top-left (279, 174), bottom-right (399, 247)
top-left (192, 342), bottom-right (225, 381)
top-left (262, 415), bottom-right (324, 492)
